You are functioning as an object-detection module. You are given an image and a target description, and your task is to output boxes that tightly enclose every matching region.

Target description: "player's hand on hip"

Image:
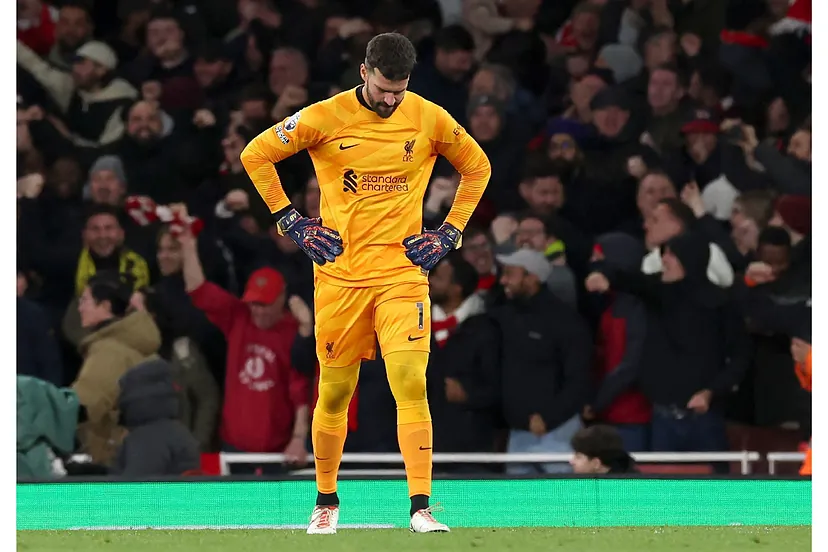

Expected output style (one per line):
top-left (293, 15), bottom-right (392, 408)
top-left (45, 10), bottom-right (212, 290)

top-left (277, 208), bottom-right (343, 266)
top-left (403, 222), bottom-right (461, 272)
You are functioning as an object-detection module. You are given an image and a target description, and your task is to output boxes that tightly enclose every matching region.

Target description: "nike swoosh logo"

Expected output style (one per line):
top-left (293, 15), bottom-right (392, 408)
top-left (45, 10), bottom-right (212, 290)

top-left (315, 456), bottom-right (329, 461)
top-left (419, 446), bottom-right (432, 451)
top-left (408, 335), bottom-right (425, 342)
top-left (339, 143), bottom-right (358, 150)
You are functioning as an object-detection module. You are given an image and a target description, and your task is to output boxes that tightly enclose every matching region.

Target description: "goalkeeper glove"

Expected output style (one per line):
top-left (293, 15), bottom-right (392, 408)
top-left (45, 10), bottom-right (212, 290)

top-left (276, 208), bottom-right (344, 266)
top-left (403, 222), bottom-right (461, 271)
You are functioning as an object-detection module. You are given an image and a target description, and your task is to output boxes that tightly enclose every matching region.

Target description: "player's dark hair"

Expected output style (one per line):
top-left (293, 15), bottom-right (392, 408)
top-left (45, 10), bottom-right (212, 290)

top-left (365, 32), bottom-right (417, 81)
top-left (86, 271), bottom-right (133, 317)
top-left (657, 198), bottom-right (697, 230)
top-left (434, 24), bottom-right (475, 53)
top-left (445, 252), bottom-right (479, 299)
top-left (571, 425), bottom-right (626, 460)
top-left (84, 203), bottom-right (123, 227)
top-left (758, 226), bottom-right (792, 248)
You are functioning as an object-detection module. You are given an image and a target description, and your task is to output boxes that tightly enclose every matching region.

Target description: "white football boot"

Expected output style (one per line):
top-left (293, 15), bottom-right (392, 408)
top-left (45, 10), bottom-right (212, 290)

top-left (307, 505), bottom-right (339, 535)
top-left (410, 507), bottom-right (450, 533)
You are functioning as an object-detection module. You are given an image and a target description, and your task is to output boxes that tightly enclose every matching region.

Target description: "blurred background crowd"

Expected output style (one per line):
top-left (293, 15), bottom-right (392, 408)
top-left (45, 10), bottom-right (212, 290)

top-left (16, 0), bottom-right (812, 477)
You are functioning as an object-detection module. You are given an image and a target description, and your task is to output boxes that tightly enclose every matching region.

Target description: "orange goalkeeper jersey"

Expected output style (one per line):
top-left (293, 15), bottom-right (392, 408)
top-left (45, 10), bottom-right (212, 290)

top-left (240, 87), bottom-right (491, 287)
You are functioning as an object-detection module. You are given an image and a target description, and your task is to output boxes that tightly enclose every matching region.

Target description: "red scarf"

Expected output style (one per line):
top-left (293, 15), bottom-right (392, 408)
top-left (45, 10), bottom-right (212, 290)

top-left (18, 3), bottom-right (57, 56)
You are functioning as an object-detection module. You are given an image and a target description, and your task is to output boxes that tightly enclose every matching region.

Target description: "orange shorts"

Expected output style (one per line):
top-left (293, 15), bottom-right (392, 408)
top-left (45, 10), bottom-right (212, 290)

top-left (314, 280), bottom-right (431, 367)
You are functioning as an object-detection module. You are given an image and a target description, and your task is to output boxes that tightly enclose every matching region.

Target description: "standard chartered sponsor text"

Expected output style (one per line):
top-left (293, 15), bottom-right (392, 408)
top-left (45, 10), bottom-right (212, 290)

top-left (361, 174), bottom-right (409, 192)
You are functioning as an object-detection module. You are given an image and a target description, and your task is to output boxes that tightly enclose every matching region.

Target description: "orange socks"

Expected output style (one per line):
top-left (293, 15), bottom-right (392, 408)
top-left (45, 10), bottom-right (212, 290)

top-left (314, 352), bottom-right (432, 502)
top-left (385, 351), bottom-right (433, 498)
top-left (312, 362), bottom-right (359, 495)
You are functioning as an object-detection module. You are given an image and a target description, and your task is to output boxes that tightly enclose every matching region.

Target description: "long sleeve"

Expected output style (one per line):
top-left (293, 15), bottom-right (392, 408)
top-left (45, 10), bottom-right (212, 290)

top-left (540, 314), bottom-right (594, 430)
top-left (240, 104), bottom-right (329, 215)
top-left (606, 266), bottom-right (665, 308)
top-left (17, 40), bottom-right (75, 111)
top-left (592, 297), bottom-right (647, 412)
top-left (188, 281), bottom-right (245, 336)
top-left (432, 108), bottom-right (491, 231)
top-left (754, 142), bottom-right (812, 196)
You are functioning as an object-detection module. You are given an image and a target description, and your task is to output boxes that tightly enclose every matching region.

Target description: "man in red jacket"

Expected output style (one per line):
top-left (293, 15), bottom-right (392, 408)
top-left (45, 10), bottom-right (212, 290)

top-left (179, 227), bottom-right (309, 472)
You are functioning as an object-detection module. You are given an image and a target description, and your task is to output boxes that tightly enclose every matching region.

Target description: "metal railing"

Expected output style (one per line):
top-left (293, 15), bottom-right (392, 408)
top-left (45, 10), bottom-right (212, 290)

top-left (766, 452), bottom-right (806, 475)
top-left (219, 451), bottom-right (763, 476)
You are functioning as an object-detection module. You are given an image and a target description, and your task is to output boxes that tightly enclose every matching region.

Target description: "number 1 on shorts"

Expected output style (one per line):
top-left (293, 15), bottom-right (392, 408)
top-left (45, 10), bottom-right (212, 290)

top-left (416, 301), bottom-right (424, 330)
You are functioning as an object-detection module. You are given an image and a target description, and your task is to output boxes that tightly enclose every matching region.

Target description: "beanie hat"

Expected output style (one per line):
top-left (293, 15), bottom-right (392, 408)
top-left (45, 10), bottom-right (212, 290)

top-left (89, 155), bottom-right (127, 185)
top-left (775, 195), bottom-right (811, 235)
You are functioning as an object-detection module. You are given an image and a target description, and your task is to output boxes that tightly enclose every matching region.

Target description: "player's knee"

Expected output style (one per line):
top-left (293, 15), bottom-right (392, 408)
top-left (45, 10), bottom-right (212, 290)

top-left (385, 352), bottom-right (428, 403)
top-left (317, 379), bottom-right (356, 414)
top-left (317, 364), bottom-right (359, 414)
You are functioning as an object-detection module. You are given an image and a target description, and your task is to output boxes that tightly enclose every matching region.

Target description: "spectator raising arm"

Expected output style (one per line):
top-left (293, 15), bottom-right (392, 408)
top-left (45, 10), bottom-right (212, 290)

top-left (179, 226), bottom-right (244, 335)
top-left (17, 40), bottom-right (74, 111)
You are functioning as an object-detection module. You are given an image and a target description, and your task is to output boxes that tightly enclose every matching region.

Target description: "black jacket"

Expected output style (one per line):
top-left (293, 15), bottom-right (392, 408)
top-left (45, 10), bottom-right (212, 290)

top-left (493, 288), bottom-right (593, 431)
top-left (112, 359), bottom-right (200, 476)
top-left (427, 314), bottom-right (500, 453)
top-left (603, 267), bottom-right (750, 407)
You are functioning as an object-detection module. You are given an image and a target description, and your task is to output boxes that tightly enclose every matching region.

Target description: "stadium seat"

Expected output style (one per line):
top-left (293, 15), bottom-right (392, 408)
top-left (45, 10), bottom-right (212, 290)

top-left (637, 464), bottom-right (713, 475)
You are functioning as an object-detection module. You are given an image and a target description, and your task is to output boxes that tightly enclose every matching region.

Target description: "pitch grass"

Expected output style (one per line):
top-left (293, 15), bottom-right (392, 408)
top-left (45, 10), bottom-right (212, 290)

top-left (18, 526), bottom-right (811, 552)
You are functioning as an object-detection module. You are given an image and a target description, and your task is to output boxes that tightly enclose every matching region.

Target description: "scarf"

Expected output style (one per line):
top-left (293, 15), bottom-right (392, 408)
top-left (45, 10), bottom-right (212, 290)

top-left (75, 248), bottom-right (149, 296)
top-left (124, 196), bottom-right (204, 237)
top-left (432, 293), bottom-right (486, 347)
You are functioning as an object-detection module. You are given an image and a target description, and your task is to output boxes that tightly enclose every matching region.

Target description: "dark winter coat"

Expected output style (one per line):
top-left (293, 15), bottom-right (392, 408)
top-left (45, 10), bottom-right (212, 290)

top-left (112, 359), bottom-right (200, 476)
top-left (427, 314), bottom-right (500, 453)
top-left (493, 288), bottom-right (593, 432)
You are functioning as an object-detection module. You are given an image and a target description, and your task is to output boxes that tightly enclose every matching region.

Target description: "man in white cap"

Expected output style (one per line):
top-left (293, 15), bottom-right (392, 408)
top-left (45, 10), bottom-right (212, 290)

top-left (17, 38), bottom-right (137, 147)
top-left (491, 248), bottom-right (592, 474)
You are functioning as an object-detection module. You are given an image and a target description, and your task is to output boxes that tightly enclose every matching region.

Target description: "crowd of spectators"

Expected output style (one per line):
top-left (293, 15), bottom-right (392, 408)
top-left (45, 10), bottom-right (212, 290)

top-left (17, 0), bottom-right (811, 477)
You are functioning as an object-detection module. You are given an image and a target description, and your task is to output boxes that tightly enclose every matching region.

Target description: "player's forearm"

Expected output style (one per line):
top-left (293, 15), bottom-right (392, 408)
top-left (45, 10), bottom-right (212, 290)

top-left (443, 143), bottom-right (491, 231)
top-left (240, 131), bottom-right (293, 216)
top-left (444, 163), bottom-right (491, 230)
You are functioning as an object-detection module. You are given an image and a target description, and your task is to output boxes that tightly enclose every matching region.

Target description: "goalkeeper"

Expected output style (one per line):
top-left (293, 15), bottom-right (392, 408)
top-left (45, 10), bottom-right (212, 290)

top-left (240, 32), bottom-right (490, 534)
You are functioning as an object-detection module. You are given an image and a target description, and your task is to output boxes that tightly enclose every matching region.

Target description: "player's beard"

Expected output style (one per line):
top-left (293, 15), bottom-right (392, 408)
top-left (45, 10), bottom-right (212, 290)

top-left (366, 87), bottom-right (399, 119)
